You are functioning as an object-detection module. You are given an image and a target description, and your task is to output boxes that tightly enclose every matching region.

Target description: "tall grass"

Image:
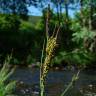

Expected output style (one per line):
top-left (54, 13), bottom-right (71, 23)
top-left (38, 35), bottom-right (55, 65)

top-left (0, 55), bottom-right (16, 96)
top-left (40, 34), bottom-right (58, 96)
top-left (39, 29), bottom-right (80, 96)
top-left (40, 5), bottom-right (58, 96)
top-left (61, 71), bottom-right (80, 96)
top-left (39, 4), bottom-right (80, 96)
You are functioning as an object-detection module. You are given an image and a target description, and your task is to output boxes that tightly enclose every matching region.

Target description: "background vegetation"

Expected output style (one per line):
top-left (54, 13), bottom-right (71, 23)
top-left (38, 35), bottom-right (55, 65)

top-left (0, 0), bottom-right (96, 69)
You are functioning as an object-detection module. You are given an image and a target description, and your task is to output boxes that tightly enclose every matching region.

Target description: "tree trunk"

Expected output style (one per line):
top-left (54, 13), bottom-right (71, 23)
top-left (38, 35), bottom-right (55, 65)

top-left (89, 0), bottom-right (94, 30)
top-left (80, 0), bottom-right (85, 27)
top-left (56, 3), bottom-right (60, 25)
top-left (65, 2), bottom-right (69, 30)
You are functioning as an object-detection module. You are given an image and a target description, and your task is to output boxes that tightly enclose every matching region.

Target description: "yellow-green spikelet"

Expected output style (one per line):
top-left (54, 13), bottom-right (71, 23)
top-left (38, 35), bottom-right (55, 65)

top-left (42, 36), bottom-right (58, 80)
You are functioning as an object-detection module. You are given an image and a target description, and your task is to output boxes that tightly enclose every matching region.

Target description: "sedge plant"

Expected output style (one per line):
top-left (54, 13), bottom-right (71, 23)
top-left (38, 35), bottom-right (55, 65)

top-left (40, 33), bottom-right (80, 96)
top-left (40, 29), bottom-right (59, 96)
top-left (40, 4), bottom-right (80, 96)
top-left (40, 5), bottom-right (59, 96)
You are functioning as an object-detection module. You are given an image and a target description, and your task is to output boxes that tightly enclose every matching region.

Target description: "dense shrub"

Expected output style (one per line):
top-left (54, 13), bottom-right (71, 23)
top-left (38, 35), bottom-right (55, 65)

top-left (0, 14), bottom-right (38, 65)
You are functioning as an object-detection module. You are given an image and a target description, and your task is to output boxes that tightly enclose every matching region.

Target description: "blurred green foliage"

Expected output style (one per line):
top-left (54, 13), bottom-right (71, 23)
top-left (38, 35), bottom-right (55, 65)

top-left (0, 56), bottom-right (16, 96)
top-left (0, 0), bottom-right (96, 69)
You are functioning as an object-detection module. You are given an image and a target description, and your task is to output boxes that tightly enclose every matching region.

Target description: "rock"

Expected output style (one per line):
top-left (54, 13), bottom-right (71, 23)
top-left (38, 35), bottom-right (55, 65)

top-left (32, 91), bottom-right (39, 95)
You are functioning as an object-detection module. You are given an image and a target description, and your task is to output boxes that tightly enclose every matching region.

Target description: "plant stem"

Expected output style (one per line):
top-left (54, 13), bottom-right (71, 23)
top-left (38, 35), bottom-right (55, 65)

top-left (40, 39), bottom-right (45, 96)
top-left (61, 70), bottom-right (80, 96)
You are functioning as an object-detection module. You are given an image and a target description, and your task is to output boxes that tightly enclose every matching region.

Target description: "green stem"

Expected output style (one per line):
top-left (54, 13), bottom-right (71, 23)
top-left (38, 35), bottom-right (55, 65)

top-left (61, 71), bottom-right (80, 96)
top-left (40, 39), bottom-right (46, 96)
top-left (61, 81), bottom-right (73, 96)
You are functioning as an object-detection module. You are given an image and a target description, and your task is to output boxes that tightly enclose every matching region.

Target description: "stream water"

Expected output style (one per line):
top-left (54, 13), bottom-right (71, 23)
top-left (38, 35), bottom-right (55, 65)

top-left (10, 68), bottom-right (96, 96)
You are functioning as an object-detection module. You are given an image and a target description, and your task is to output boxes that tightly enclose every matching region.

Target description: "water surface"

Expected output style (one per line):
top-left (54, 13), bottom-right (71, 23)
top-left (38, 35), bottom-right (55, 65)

top-left (10, 68), bottom-right (96, 96)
